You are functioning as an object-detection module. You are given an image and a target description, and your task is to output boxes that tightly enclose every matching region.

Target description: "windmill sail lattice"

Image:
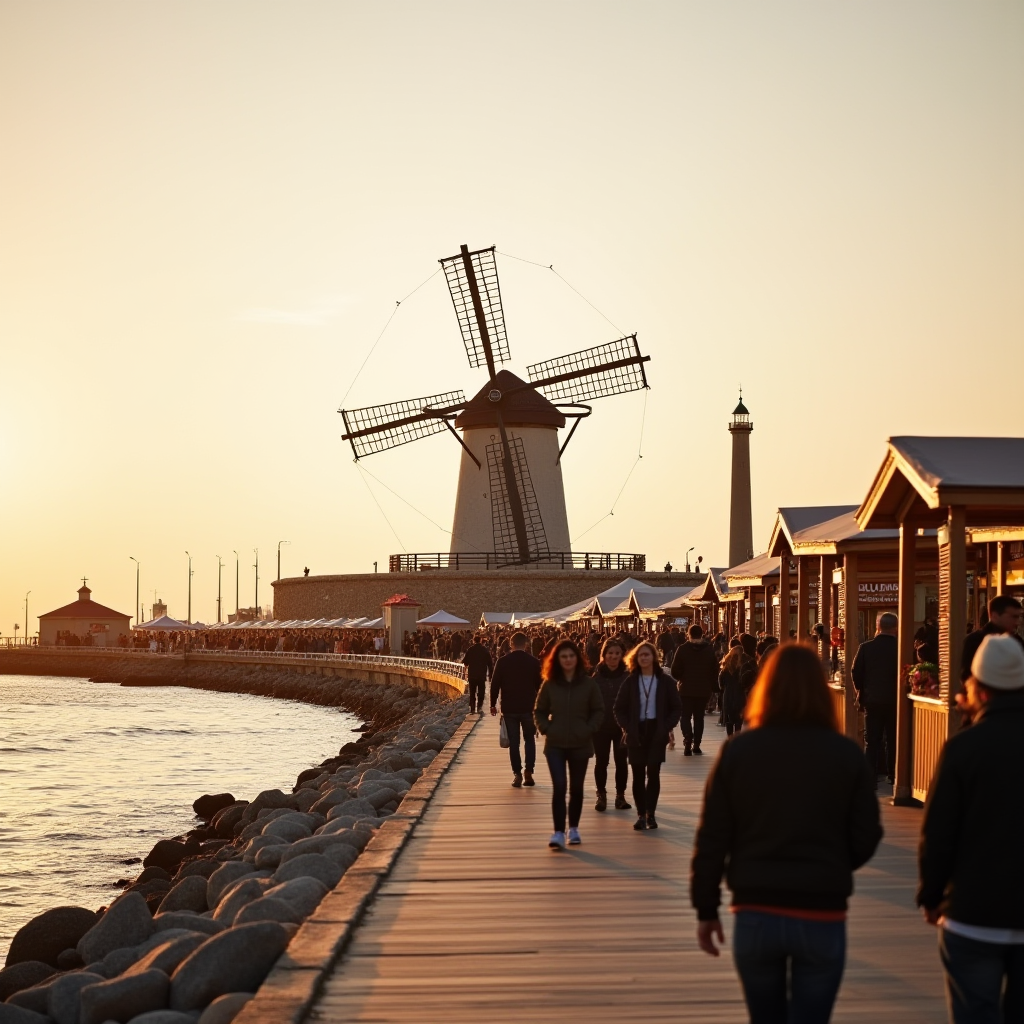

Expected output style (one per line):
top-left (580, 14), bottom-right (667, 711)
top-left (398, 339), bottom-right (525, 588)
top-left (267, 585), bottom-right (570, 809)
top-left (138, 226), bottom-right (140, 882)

top-left (440, 246), bottom-right (510, 371)
top-left (340, 391), bottom-right (466, 458)
top-left (527, 335), bottom-right (649, 404)
top-left (486, 434), bottom-right (549, 564)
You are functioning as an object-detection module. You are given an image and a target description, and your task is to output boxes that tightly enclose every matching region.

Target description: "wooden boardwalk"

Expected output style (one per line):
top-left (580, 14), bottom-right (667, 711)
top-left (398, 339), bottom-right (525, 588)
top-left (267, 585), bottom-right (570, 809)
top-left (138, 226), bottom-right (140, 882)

top-left (310, 716), bottom-right (946, 1023)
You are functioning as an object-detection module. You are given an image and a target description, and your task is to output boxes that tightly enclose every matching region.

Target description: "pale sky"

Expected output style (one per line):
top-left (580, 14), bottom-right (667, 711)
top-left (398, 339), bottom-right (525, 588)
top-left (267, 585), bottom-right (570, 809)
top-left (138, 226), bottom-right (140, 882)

top-left (1, 1), bottom-right (1022, 630)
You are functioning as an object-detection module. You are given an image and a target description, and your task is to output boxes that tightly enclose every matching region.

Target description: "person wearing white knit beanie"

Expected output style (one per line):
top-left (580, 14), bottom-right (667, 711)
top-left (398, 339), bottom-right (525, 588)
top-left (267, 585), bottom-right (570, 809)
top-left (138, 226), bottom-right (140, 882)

top-left (918, 633), bottom-right (1024, 1023)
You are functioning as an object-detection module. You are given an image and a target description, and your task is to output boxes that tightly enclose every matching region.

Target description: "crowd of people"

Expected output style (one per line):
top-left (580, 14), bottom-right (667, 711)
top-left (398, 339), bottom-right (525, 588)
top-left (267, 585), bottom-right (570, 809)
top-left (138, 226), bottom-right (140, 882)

top-left (112, 626), bottom-right (385, 655)
top-left (476, 595), bottom-right (1024, 1024)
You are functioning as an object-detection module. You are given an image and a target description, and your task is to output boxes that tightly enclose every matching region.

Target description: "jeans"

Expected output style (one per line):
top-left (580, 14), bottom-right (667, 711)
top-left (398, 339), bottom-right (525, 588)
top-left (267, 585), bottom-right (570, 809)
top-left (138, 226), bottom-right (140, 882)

top-left (678, 696), bottom-right (706, 748)
top-left (502, 712), bottom-right (536, 776)
top-left (467, 679), bottom-right (486, 712)
top-left (940, 928), bottom-right (1024, 1024)
top-left (733, 911), bottom-right (846, 1024)
top-left (593, 731), bottom-right (629, 793)
top-left (863, 703), bottom-right (897, 778)
top-left (545, 747), bottom-right (590, 832)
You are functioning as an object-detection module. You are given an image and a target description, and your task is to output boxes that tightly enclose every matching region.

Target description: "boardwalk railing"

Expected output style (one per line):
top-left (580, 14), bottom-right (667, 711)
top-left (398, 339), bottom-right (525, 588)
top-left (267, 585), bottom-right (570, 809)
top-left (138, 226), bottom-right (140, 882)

top-left (0, 644), bottom-right (469, 682)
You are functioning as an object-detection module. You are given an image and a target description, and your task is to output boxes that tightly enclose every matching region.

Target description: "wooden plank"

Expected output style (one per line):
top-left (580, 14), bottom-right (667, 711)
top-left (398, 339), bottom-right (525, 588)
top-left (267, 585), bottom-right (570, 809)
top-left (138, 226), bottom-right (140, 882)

top-left (310, 715), bottom-right (946, 1023)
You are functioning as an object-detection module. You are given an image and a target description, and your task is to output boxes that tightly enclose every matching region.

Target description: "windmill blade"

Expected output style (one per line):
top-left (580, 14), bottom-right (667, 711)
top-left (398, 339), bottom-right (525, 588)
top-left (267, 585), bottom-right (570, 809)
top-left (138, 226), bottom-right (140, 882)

top-left (526, 334), bottom-right (650, 404)
top-left (439, 245), bottom-right (510, 373)
top-left (339, 391), bottom-right (466, 458)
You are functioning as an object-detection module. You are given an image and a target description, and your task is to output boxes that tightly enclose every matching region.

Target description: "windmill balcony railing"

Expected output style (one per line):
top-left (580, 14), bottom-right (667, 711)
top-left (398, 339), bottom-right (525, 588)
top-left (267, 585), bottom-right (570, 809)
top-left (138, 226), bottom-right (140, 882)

top-left (389, 552), bottom-right (647, 573)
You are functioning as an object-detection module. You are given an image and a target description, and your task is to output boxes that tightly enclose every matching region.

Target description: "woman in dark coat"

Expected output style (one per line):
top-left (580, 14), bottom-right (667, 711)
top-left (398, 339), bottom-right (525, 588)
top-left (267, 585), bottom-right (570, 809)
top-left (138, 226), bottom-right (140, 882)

top-left (719, 645), bottom-right (755, 736)
top-left (534, 640), bottom-right (604, 850)
top-left (691, 643), bottom-right (882, 1024)
top-left (592, 638), bottom-right (632, 812)
top-left (613, 642), bottom-right (682, 831)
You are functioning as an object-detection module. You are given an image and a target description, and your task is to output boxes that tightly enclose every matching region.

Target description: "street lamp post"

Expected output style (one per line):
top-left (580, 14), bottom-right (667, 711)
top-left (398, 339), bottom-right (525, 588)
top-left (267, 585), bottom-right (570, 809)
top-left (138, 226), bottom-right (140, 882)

top-left (277, 540), bottom-right (290, 581)
top-left (685, 546), bottom-right (695, 573)
top-left (233, 551), bottom-right (239, 617)
top-left (24, 591), bottom-right (30, 643)
top-left (185, 551), bottom-right (193, 624)
top-left (129, 557), bottom-right (139, 625)
top-left (254, 549), bottom-right (260, 616)
top-left (216, 556), bottom-right (223, 623)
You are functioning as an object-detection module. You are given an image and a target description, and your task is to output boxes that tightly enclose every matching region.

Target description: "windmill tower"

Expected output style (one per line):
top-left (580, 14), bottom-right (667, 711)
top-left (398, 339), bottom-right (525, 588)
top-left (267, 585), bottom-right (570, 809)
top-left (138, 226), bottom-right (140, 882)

top-left (339, 244), bottom-right (651, 568)
top-left (728, 391), bottom-right (754, 566)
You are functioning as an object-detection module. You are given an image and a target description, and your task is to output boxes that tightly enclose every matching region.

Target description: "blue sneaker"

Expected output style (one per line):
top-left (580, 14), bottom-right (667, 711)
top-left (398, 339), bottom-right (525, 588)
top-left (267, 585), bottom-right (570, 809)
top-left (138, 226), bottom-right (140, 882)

top-left (548, 831), bottom-right (566, 850)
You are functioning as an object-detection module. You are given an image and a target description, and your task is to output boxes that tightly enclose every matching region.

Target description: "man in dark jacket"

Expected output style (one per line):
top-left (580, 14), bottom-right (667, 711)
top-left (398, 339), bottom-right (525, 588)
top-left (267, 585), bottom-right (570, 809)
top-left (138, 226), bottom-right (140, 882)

top-left (592, 639), bottom-right (631, 812)
top-left (960, 595), bottom-right (1023, 682)
top-left (489, 632), bottom-right (541, 787)
top-left (918, 634), bottom-right (1024, 1023)
top-left (671, 624), bottom-right (719, 755)
top-left (462, 635), bottom-right (493, 714)
top-left (851, 611), bottom-right (899, 786)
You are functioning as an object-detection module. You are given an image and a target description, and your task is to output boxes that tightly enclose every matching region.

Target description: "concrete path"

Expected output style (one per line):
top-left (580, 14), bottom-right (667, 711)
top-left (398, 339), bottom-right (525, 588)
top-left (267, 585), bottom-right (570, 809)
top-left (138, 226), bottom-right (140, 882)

top-left (310, 715), bottom-right (947, 1022)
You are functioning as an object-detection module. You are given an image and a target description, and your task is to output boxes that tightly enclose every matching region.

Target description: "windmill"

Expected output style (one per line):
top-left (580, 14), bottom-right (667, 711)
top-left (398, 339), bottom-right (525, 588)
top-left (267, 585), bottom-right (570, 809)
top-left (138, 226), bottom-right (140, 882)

top-left (339, 244), bottom-right (650, 568)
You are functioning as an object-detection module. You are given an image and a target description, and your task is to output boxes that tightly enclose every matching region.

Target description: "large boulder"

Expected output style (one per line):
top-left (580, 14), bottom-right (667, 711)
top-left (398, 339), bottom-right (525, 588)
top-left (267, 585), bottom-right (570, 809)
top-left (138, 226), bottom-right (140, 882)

top-left (153, 913), bottom-right (224, 936)
top-left (262, 878), bottom-right (328, 919)
top-left (125, 1012), bottom-right (195, 1024)
top-left (192, 794), bottom-right (236, 821)
top-left (0, 962), bottom-right (56, 1002)
top-left (46, 971), bottom-right (105, 1024)
top-left (127, 933), bottom-right (208, 977)
top-left (79, 969), bottom-right (169, 1024)
top-left (173, 859), bottom-right (218, 883)
top-left (260, 819), bottom-right (311, 843)
top-left (272, 854), bottom-right (342, 888)
top-left (4, 979), bottom-right (53, 1014)
top-left (236, 791), bottom-right (293, 831)
top-left (143, 841), bottom-right (193, 874)
top-left (233, 898), bottom-right (303, 926)
top-left (210, 803), bottom-right (248, 840)
top-left (211, 879), bottom-right (265, 925)
top-left (77, 893), bottom-right (154, 964)
top-left (291, 790), bottom-right (319, 813)
top-left (0, 1004), bottom-right (51, 1024)
top-left (168, 923), bottom-right (293, 1011)
top-left (196, 992), bottom-right (251, 1024)
top-left (5, 906), bottom-right (100, 968)
top-left (309, 790), bottom-right (351, 817)
top-left (252, 845), bottom-right (290, 871)
top-left (96, 944), bottom-right (143, 978)
top-left (206, 864), bottom-right (259, 908)
top-left (158, 877), bottom-right (208, 915)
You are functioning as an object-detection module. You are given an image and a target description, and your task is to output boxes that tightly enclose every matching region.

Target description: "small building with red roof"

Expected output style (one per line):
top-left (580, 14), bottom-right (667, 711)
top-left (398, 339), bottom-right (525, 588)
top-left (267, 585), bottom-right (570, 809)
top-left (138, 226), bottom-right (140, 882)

top-left (38, 584), bottom-right (132, 647)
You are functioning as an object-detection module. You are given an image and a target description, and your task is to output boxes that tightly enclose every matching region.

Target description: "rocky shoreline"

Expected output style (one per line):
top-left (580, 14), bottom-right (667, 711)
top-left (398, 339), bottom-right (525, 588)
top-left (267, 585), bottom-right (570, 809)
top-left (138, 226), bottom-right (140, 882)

top-left (0, 665), bottom-right (467, 1024)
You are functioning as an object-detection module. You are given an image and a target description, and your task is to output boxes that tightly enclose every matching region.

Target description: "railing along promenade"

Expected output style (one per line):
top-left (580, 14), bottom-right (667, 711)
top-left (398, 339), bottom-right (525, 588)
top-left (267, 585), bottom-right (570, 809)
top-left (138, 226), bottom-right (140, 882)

top-left (0, 646), bottom-right (468, 698)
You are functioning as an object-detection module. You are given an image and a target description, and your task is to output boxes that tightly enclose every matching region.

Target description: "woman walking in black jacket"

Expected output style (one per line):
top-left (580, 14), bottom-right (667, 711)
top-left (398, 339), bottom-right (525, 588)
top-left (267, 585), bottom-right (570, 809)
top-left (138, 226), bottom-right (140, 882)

top-left (691, 643), bottom-right (882, 1024)
top-left (614, 642), bottom-right (682, 831)
top-left (592, 639), bottom-right (632, 812)
top-left (534, 640), bottom-right (604, 850)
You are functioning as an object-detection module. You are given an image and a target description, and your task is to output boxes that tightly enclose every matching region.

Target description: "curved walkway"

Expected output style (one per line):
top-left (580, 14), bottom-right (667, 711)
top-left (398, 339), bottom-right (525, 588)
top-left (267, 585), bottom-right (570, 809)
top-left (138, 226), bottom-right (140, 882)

top-left (309, 717), bottom-right (945, 1023)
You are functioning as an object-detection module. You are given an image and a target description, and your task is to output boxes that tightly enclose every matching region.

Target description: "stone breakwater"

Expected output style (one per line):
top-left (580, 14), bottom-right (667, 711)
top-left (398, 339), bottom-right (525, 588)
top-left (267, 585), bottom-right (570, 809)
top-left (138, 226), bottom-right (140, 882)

top-left (0, 657), bottom-right (467, 1024)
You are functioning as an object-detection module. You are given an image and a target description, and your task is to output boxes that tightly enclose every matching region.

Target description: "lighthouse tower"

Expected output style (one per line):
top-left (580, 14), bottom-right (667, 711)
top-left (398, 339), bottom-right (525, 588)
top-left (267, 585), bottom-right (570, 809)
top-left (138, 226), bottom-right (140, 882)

top-left (728, 393), bottom-right (754, 567)
top-left (449, 369), bottom-right (571, 560)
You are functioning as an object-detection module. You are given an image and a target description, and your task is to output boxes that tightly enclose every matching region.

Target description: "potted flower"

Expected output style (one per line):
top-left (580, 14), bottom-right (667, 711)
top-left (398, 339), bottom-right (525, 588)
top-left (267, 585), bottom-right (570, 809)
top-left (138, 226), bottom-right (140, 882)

top-left (905, 662), bottom-right (940, 698)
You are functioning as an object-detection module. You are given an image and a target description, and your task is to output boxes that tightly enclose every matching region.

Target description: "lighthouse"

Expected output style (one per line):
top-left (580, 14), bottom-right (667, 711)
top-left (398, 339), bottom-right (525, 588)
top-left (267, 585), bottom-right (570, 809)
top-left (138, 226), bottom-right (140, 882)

top-left (728, 393), bottom-right (754, 567)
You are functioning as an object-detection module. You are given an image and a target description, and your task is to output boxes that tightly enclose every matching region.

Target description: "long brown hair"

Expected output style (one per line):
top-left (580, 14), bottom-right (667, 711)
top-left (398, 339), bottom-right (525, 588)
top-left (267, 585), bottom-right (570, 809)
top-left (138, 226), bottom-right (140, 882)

top-left (625, 641), bottom-right (662, 675)
top-left (745, 642), bottom-right (837, 730)
top-left (542, 639), bottom-right (587, 682)
top-left (721, 645), bottom-right (746, 675)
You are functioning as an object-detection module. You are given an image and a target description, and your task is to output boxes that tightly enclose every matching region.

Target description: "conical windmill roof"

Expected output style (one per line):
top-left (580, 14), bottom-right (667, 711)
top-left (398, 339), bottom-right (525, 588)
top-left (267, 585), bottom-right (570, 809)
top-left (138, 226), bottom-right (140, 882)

top-left (454, 369), bottom-right (566, 429)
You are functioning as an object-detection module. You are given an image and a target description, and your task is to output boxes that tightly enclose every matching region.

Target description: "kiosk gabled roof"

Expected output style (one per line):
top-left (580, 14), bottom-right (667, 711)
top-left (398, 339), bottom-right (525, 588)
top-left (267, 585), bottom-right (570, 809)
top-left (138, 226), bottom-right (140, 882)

top-left (858, 437), bottom-right (1024, 529)
top-left (722, 552), bottom-right (781, 585)
top-left (768, 505), bottom-right (858, 556)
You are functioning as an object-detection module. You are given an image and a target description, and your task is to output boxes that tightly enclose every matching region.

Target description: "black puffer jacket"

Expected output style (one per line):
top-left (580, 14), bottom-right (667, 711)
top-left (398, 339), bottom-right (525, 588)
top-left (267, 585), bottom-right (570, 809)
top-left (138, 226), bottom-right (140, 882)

top-left (917, 692), bottom-right (1024, 928)
top-left (691, 725), bottom-right (882, 919)
top-left (671, 640), bottom-right (719, 698)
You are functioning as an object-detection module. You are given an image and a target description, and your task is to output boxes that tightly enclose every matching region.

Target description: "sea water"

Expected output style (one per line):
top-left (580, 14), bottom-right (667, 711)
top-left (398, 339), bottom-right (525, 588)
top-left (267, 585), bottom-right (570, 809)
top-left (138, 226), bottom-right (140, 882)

top-left (0, 674), bottom-right (359, 962)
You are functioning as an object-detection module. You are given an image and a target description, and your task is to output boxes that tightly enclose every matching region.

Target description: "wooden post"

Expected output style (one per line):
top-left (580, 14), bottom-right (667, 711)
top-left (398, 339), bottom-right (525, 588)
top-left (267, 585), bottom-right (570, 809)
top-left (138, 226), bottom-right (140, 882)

top-left (996, 541), bottom-right (1005, 597)
top-left (843, 552), bottom-right (860, 742)
top-left (797, 556), bottom-right (811, 640)
top-left (893, 521), bottom-right (917, 805)
top-left (945, 506), bottom-right (968, 737)
top-left (778, 558), bottom-right (791, 639)
top-left (820, 555), bottom-right (832, 664)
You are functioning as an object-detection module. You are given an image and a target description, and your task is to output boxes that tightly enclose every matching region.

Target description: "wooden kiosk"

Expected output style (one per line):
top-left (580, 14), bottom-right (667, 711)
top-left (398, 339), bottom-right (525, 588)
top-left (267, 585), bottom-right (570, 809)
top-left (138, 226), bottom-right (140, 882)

top-left (857, 437), bottom-right (1024, 804)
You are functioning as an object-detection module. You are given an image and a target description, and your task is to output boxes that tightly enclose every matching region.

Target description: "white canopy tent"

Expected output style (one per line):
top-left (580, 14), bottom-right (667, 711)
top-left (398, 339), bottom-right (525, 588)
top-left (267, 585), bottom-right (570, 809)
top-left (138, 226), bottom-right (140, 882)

top-left (416, 609), bottom-right (471, 629)
top-left (134, 614), bottom-right (197, 631)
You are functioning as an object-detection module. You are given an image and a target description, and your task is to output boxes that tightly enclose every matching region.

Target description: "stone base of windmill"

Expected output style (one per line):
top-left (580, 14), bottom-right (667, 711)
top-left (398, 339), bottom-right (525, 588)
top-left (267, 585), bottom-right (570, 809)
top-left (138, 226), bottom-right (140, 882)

top-left (271, 568), bottom-right (704, 629)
